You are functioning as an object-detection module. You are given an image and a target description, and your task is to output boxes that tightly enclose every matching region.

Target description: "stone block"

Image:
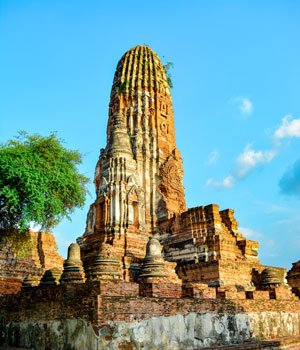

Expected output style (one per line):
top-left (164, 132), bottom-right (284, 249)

top-left (252, 290), bottom-right (270, 300)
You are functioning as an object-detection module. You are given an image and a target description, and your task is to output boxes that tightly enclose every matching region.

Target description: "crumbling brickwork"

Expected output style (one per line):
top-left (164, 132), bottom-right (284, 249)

top-left (0, 230), bottom-right (63, 295)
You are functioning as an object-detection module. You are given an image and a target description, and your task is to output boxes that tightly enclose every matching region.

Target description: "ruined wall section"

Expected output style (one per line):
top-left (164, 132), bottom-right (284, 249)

top-left (2, 313), bottom-right (300, 350)
top-left (1, 279), bottom-right (300, 349)
top-left (0, 230), bottom-right (63, 295)
top-left (2, 280), bottom-right (299, 326)
top-left (160, 204), bottom-right (258, 263)
top-left (0, 282), bottom-right (99, 324)
top-left (159, 204), bottom-right (264, 288)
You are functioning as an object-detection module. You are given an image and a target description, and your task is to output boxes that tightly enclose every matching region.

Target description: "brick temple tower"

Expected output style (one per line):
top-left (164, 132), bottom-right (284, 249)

top-left (78, 46), bottom-right (186, 278)
top-left (3, 46), bottom-right (299, 350)
top-left (78, 45), bottom-right (268, 288)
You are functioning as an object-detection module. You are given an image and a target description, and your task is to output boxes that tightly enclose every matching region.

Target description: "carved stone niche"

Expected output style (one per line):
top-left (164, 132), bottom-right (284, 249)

top-left (95, 200), bottom-right (105, 230)
top-left (98, 176), bottom-right (108, 196)
top-left (95, 193), bottom-right (109, 231)
top-left (160, 120), bottom-right (169, 135)
top-left (85, 205), bottom-right (96, 235)
top-left (159, 100), bottom-right (169, 118)
top-left (127, 186), bottom-right (141, 229)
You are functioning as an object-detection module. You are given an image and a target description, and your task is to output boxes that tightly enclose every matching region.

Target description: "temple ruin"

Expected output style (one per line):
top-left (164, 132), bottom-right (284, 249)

top-left (1, 45), bottom-right (300, 349)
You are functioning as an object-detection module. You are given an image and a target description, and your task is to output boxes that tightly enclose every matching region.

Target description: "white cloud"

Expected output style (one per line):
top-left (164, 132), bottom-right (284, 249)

top-left (235, 144), bottom-right (276, 177)
top-left (276, 213), bottom-right (300, 228)
top-left (207, 149), bottom-right (219, 165)
top-left (240, 98), bottom-right (253, 115)
top-left (239, 226), bottom-right (262, 240)
top-left (265, 239), bottom-right (275, 248)
top-left (231, 96), bottom-right (253, 115)
top-left (252, 200), bottom-right (294, 215)
top-left (206, 175), bottom-right (234, 189)
top-left (273, 114), bottom-right (300, 140)
top-left (264, 204), bottom-right (292, 214)
top-left (205, 144), bottom-right (276, 189)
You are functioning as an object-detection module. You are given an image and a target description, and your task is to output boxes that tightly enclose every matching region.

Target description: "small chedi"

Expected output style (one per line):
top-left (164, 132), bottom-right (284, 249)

top-left (1, 45), bottom-right (300, 350)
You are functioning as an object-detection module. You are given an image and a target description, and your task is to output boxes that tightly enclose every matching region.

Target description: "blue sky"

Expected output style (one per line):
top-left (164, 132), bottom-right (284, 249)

top-left (1, 1), bottom-right (300, 268)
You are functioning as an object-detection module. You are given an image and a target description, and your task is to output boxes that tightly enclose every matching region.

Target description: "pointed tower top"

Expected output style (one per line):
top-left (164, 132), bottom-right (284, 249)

top-left (106, 45), bottom-right (186, 223)
top-left (110, 45), bottom-right (171, 103)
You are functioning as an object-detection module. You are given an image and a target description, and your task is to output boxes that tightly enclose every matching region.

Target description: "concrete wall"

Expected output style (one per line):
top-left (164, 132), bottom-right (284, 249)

top-left (99, 311), bottom-right (300, 349)
top-left (1, 311), bottom-right (300, 350)
top-left (0, 319), bottom-right (98, 350)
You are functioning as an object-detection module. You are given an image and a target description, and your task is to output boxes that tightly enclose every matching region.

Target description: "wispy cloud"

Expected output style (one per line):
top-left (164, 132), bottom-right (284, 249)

top-left (240, 226), bottom-right (275, 254)
top-left (279, 158), bottom-right (300, 198)
top-left (273, 114), bottom-right (300, 140)
top-left (264, 203), bottom-right (292, 214)
top-left (235, 144), bottom-right (276, 177)
top-left (276, 212), bottom-right (300, 227)
top-left (206, 149), bottom-right (219, 165)
top-left (231, 96), bottom-right (253, 116)
top-left (206, 175), bottom-right (234, 189)
top-left (206, 144), bottom-right (276, 189)
top-left (205, 114), bottom-right (300, 190)
top-left (239, 226), bottom-right (262, 240)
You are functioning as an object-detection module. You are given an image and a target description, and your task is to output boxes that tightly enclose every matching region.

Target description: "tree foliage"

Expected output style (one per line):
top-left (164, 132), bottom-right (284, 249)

top-left (0, 132), bottom-right (89, 233)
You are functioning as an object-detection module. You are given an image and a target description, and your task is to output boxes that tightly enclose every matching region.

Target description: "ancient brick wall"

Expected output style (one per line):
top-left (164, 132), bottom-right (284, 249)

top-left (176, 261), bottom-right (220, 285)
top-left (1, 280), bottom-right (299, 326)
top-left (0, 231), bottom-right (63, 295)
top-left (1, 279), bottom-right (300, 349)
top-left (37, 231), bottom-right (64, 270)
top-left (0, 282), bottom-right (99, 325)
top-left (97, 293), bottom-right (300, 325)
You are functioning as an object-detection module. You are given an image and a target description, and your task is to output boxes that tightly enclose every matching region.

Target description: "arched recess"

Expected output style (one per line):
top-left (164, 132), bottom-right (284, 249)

top-left (98, 176), bottom-right (108, 196)
top-left (95, 194), bottom-right (109, 230)
top-left (127, 185), bottom-right (141, 229)
top-left (95, 199), bottom-right (105, 230)
top-left (127, 174), bottom-right (138, 187)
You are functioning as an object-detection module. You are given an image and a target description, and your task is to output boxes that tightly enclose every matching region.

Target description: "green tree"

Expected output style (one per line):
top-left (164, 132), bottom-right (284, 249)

top-left (0, 132), bottom-right (89, 233)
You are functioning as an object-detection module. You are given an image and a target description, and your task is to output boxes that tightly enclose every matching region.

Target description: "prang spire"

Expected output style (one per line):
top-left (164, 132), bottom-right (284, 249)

top-left (80, 45), bottom-right (186, 274)
top-left (107, 45), bottom-right (186, 226)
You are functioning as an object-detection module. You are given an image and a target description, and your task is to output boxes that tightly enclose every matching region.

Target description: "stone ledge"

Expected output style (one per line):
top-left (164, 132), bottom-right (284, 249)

top-left (198, 335), bottom-right (300, 349)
